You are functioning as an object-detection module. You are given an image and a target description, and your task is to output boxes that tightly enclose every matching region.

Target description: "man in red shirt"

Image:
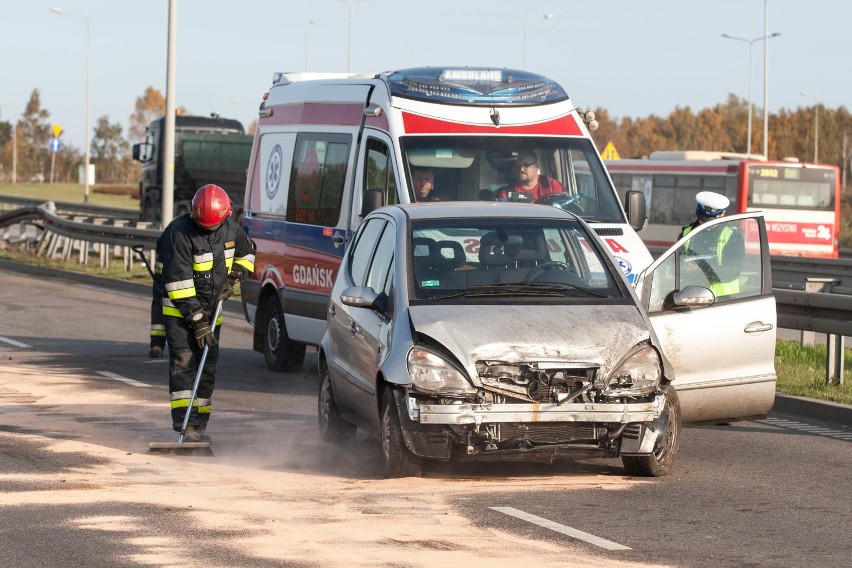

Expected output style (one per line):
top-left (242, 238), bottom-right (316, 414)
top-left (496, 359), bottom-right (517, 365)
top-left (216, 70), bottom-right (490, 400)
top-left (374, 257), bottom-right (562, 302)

top-left (496, 150), bottom-right (564, 202)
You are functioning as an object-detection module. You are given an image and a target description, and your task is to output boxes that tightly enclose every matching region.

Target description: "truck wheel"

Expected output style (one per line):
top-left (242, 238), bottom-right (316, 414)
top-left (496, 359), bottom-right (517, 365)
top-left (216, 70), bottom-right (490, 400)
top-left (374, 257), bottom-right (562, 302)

top-left (381, 387), bottom-right (422, 478)
top-left (622, 386), bottom-right (681, 477)
top-left (141, 197), bottom-right (158, 222)
top-left (318, 361), bottom-right (356, 443)
top-left (260, 296), bottom-right (305, 372)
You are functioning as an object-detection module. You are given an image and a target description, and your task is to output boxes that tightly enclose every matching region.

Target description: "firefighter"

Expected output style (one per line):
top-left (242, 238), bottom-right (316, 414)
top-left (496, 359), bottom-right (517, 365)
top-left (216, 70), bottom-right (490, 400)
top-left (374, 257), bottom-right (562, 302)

top-left (158, 184), bottom-right (255, 442)
top-left (149, 235), bottom-right (166, 358)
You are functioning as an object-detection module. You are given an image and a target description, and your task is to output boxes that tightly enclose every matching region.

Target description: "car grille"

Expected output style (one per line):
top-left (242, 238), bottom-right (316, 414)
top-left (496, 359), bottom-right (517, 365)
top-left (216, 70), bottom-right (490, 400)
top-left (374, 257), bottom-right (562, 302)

top-left (499, 423), bottom-right (596, 443)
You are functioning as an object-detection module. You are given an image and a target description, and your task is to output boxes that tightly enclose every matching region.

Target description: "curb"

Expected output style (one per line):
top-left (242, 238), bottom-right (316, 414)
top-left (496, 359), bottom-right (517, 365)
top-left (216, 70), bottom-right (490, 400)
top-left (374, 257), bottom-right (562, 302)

top-left (773, 393), bottom-right (852, 427)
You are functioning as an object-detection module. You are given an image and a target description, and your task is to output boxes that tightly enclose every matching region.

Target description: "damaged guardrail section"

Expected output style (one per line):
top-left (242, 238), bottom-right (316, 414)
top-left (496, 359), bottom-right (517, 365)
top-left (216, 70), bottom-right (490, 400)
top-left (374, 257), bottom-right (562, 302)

top-left (0, 201), bottom-right (159, 270)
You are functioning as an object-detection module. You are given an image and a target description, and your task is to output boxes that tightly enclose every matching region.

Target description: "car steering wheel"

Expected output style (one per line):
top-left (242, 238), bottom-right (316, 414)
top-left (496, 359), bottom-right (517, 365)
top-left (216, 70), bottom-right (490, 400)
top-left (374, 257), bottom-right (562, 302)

top-left (523, 261), bottom-right (573, 284)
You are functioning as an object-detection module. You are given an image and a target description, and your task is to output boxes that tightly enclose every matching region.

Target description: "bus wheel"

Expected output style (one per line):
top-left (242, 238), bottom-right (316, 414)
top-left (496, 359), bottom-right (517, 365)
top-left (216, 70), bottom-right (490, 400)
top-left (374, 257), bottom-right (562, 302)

top-left (260, 296), bottom-right (306, 373)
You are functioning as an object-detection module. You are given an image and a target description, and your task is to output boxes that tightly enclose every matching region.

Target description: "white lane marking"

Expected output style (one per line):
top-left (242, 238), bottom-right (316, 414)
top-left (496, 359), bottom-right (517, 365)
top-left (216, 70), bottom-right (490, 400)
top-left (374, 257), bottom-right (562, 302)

top-left (760, 417), bottom-right (850, 442)
top-left (0, 336), bottom-right (31, 348)
top-left (95, 371), bottom-right (152, 388)
top-left (491, 506), bottom-right (631, 551)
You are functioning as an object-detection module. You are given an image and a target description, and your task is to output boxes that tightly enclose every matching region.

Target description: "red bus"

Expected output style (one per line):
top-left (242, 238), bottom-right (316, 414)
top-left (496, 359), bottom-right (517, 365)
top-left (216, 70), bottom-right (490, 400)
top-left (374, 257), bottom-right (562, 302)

top-left (605, 151), bottom-right (841, 258)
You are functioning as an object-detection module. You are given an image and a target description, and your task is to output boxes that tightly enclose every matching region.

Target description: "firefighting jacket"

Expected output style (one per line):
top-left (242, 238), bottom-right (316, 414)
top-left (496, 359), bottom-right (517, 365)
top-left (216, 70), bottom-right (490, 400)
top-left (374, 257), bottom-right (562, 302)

top-left (159, 214), bottom-right (256, 320)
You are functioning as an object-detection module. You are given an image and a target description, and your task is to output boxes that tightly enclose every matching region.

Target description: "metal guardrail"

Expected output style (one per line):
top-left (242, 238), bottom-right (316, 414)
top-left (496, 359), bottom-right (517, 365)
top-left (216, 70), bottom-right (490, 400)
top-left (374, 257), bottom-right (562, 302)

top-left (0, 202), bottom-right (850, 383)
top-left (0, 195), bottom-right (140, 221)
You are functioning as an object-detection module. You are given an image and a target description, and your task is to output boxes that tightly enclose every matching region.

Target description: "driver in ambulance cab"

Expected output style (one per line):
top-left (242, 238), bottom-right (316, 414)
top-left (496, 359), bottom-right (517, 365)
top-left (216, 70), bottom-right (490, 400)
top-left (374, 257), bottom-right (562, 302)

top-left (496, 150), bottom-right (564, 202)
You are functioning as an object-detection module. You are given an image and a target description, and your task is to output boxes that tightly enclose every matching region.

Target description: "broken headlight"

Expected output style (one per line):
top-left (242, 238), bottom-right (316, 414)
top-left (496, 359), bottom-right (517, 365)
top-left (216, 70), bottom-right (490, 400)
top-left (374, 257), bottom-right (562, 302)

top-left (407, 347), bottom-right (476, 398)
top-left (602, 344), bottom-right (661, 398)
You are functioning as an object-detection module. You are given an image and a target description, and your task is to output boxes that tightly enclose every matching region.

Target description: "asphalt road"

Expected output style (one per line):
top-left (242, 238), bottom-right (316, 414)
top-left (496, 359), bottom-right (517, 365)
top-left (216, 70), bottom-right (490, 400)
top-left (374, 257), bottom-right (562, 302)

top-left (0, 262), bottom-right (850, 568)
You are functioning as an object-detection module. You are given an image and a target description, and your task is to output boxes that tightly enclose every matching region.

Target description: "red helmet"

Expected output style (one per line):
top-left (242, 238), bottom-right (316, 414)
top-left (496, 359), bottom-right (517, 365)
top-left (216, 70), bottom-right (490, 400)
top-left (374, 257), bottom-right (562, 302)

top-left (191, 184), bottom-right (232, 229)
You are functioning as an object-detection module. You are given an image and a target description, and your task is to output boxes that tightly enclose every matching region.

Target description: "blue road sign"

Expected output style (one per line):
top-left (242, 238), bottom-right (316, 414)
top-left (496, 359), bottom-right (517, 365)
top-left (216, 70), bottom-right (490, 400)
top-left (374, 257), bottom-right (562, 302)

top-left (50, 138), bottom-right (61, 153)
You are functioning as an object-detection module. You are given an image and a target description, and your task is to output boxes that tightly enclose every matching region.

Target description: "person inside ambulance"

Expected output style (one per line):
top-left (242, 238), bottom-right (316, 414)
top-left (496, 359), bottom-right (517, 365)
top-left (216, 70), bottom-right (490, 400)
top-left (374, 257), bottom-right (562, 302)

top-left (496, 150), bottom-right (564, 203)
top-left (679, 191), bottom-right (745, 298)
top-left (412, 167), bottom-right (443, 202)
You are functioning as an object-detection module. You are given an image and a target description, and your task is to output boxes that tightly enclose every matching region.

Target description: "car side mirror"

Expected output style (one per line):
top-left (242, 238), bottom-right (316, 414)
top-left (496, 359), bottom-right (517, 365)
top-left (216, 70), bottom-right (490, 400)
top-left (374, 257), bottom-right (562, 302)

top-left (625, 190), bottom-right (647, 232)
top-left (132, 143), bottom-right (142, 161)
top-left (361, 188), bottom-right (385, 217)
top-left (664, 285), bottom-right (715, 309)
top-left (341, 286), bottom-right (388, 314)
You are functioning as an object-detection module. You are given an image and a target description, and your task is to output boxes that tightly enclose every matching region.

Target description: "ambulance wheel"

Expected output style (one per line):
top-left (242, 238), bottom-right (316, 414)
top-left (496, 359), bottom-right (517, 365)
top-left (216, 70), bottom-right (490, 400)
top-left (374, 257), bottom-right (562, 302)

top-left (621, 386), bottom-right (681, 477)
top-left (260, 296), bottom-right (306, 373)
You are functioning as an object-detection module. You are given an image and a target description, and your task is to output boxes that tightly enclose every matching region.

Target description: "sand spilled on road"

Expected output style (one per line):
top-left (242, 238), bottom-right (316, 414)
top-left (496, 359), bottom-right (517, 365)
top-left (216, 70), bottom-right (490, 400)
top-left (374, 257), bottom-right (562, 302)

top-left (0, 362), bottom-right (673, 568)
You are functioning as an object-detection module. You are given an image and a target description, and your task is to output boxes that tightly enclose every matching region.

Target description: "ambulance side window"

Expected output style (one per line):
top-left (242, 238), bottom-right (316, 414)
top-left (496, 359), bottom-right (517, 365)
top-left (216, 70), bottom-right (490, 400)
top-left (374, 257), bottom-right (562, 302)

top-left (364, 138), bottom-right (397, 206)
top-left (286, 133), bottom-right (352, 226)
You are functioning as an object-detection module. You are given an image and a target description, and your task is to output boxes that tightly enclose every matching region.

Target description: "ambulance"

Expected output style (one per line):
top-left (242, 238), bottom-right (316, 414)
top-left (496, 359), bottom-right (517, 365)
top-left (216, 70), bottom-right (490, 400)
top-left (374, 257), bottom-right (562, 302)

top-left (241, 67), bottom-right (651, 372)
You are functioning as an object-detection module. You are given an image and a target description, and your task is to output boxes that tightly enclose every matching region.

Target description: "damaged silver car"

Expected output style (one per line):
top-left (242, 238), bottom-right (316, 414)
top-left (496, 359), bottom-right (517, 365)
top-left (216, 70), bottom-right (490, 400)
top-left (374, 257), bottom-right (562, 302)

top-left (318, 202), bottom-right (776, 477)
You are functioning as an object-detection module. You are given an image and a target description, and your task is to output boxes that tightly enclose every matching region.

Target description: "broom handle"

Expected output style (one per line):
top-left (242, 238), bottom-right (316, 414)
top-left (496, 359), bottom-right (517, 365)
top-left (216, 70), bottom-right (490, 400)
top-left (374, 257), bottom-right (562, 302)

top-left (178, 300), bottom-right (224, 441)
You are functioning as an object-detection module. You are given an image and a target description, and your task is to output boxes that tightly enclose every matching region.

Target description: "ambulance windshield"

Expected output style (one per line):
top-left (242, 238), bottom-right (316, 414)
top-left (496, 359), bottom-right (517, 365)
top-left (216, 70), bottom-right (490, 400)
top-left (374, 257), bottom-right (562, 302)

top-left (400, 136), bottom-right (626, 223)
top-left (386, 67), bottom-right (568, 106)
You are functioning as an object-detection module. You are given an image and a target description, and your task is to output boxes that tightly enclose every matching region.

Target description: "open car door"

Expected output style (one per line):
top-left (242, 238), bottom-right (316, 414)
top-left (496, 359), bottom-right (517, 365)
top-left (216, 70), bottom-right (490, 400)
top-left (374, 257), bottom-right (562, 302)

top-left (635, 212), bottom-right (776, 424)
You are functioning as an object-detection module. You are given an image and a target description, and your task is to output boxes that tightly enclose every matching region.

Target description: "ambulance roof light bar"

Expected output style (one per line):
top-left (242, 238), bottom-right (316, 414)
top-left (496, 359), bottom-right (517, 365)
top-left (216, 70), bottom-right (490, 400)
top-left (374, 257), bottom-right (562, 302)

top-left (384, 67), bottom-right (569, 106)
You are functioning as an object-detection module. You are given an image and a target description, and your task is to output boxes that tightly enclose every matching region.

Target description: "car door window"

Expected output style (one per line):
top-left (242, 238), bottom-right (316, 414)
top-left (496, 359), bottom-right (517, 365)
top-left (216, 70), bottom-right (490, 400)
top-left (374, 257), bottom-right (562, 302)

top-left (349, 219), bottom-right (386, 286)
top-left (647, 217), bottom-right (762, 312)
top-left (366, 222), bottom-right (395, 293)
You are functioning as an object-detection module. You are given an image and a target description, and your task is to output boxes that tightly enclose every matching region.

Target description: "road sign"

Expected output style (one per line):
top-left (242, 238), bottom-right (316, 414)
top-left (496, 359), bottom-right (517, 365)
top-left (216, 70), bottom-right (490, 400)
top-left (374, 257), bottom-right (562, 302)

top-left (50, 138), bottom-right (61, 153)
top-left (52, 124), bottom-right (63, 138)
top-left (601, 142), bottom-right (621, 160)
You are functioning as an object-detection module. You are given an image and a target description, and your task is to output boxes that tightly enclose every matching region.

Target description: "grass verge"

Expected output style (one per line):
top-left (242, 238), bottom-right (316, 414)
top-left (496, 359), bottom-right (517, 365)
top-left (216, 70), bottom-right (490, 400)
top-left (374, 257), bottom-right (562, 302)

top-left (0, 182), bottom-right (139, 210)
top-left (775, 339), bottom-right (852, 405)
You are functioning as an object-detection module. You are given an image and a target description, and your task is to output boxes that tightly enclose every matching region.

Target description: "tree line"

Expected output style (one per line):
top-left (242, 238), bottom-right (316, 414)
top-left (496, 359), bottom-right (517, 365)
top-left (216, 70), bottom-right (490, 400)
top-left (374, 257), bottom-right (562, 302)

top-left (1, 88), bottom-right (851, 193)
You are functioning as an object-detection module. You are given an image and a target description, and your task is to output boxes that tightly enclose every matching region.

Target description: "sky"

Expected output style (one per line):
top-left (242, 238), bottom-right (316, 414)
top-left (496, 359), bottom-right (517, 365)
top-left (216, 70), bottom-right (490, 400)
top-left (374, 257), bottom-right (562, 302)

top-left (1, 0), bottom-right (849, 151)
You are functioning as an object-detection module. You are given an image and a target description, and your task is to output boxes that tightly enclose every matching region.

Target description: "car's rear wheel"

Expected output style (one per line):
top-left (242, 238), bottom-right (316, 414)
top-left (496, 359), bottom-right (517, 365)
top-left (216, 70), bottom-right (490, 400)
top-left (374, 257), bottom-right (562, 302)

top-left (381, 387), bottom-right (422, 478)
top-left (318, 361), bottom-right (356, 443)
top-left (260, 296), bottom-right (306, 372)
top-left (622, 385), bottom-right (681, 477)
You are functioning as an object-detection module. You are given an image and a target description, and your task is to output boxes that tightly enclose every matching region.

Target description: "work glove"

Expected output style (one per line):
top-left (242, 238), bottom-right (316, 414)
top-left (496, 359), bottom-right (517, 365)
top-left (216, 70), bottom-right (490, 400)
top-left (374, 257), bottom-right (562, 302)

top-left (218, 271), bottom-right (242, 302)
top-left (187, 311), bottom-right (217, 349)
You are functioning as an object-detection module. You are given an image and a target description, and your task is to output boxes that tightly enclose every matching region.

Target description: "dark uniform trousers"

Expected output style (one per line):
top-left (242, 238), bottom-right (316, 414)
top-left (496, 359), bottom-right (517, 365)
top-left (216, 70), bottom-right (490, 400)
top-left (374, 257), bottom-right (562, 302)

top-left (166, 314), bottom-right (221, 432)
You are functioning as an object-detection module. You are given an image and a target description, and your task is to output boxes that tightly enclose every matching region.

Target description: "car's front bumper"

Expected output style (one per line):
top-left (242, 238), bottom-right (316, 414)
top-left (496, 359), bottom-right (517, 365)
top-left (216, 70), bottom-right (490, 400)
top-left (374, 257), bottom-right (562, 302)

top-left (412, 395), bottom-right (665, 425)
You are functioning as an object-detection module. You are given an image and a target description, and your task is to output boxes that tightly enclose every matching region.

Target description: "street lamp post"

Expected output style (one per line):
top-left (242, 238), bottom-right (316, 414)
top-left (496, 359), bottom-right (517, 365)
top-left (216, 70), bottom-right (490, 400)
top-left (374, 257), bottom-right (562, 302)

top-left (334, 0), bottom-right (371, 73)
top-left (800, 91), bottom-right (819, 163)
top-left (0, 104), bottom-right (16, 184)
top-left (305, 19), bottom-right (315, 70)
top-left (523, 13), bottom-right (555, 71)
top-left (49, 7), bottom-right (91, 202)
top-left (721, 31), bottom-right (781, 157)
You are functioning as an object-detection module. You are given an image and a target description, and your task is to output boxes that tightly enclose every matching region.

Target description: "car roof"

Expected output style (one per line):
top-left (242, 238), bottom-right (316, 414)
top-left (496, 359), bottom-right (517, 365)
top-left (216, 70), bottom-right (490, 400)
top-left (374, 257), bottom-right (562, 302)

top-left (377, 202), bottom-right (577, 222)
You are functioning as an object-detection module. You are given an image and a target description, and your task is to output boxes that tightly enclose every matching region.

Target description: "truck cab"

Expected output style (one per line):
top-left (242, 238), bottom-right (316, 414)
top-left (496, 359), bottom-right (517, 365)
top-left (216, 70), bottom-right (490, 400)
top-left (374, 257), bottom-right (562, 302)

top-left (132, 114), bottom-right (253, 223)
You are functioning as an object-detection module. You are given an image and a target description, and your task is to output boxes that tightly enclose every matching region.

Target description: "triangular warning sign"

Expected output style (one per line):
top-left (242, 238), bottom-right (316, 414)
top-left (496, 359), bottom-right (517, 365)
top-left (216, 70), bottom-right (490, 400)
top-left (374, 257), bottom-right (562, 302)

top-left (601, 142), bottom-right (621, 160)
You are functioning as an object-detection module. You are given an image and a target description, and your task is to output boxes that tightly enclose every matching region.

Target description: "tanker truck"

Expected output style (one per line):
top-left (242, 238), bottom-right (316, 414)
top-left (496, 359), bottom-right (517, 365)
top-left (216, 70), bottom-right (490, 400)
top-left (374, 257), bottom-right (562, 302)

top-left (131, 114), bottom-right (253, 223)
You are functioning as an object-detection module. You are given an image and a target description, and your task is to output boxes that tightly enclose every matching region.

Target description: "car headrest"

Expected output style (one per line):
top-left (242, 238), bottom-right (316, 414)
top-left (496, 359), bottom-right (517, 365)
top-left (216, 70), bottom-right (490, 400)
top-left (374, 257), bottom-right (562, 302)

top-left (479, 232), bottom-right (523, 266)
top-left (433, 240), bottom-right (466, 270)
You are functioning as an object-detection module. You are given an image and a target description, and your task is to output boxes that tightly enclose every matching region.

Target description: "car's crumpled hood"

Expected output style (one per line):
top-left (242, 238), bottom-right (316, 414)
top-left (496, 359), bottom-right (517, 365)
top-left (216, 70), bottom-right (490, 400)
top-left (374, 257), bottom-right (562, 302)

top-left (408, 303), bottom-right (652, 382)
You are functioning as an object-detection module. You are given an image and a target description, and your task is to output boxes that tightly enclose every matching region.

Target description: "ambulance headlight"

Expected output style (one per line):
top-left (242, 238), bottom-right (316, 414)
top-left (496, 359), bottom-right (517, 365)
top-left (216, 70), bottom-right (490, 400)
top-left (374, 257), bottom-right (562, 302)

top-left (602, 345), bottom-right (661, 398)
top-left (407, 347), bottom-right (476, 398)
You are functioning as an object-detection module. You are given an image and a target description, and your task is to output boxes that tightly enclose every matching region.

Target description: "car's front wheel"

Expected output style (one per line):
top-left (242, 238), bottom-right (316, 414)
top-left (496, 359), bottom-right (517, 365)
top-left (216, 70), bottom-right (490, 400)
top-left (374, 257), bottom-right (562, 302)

top-left (381, 387), bottom-right (422, 478)
top-left (318, 361), bottom-right (356, 443)
top-left (621, 385), bottom-right (681, 477)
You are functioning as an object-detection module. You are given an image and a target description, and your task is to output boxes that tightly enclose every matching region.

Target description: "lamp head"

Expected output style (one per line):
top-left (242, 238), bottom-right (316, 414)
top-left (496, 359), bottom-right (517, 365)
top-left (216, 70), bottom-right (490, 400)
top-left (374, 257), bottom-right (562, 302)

top-left (49, 7), bottom-right (63, 14)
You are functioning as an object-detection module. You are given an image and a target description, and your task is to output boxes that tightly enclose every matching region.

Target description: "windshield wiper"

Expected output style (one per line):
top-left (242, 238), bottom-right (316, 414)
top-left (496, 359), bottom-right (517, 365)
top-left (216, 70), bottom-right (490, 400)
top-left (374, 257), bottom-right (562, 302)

top-left (425, 283), bottom-right (566, 300)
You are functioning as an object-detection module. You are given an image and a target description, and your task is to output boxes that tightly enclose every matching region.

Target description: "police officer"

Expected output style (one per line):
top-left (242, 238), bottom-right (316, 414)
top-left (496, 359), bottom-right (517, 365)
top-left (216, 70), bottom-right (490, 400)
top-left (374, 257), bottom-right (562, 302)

top-left (680, 191), bottom-right (743, 297)
top-left (679, 191), bottom-right (731, 239)
top-left (158, 184), bottom-right (255, 442)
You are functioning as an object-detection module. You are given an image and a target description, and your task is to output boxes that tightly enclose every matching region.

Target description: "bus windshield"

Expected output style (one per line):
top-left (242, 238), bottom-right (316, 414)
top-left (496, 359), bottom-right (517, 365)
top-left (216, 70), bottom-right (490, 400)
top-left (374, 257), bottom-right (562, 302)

top-left (399, 136), bottom-right (626, 223)
top-left (747, 165), bottom-right (836, 211)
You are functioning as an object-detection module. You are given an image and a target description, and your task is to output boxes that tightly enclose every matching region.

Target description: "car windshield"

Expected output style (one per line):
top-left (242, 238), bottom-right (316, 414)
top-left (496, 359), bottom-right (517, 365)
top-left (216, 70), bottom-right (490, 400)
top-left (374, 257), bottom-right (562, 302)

top-left (400, 136), bottom-right (625, 223)
top-left (408, 217), bottom-right (627, 304)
